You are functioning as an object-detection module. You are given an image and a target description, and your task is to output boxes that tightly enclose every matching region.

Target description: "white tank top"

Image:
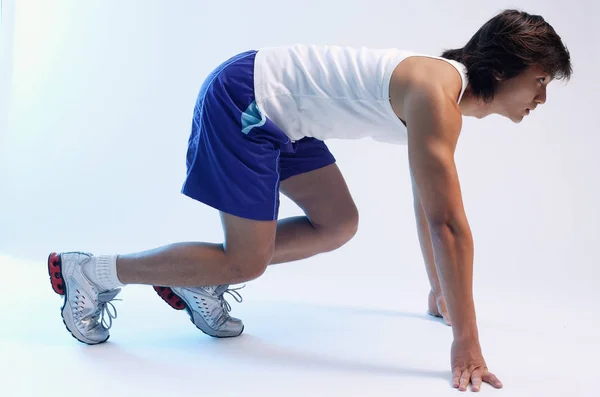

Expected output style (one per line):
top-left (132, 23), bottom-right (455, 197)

top-left (253, 44), bottom-right (468, 144)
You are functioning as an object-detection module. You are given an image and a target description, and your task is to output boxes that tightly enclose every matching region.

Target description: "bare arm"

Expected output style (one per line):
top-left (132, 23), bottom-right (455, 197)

top-left (404, 84), bottom-right (478, 342)
top-left (410, 170), bottom-right (442, 295)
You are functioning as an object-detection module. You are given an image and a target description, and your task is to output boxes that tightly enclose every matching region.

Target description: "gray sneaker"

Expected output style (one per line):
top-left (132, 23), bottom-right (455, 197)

top-left (48, 252), bottom-right (120, 345)
top-left (153, 284), bottom-right (244, 338)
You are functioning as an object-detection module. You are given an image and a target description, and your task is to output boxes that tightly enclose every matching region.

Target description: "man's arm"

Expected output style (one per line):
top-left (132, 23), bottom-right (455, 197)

top-left (411, 171), bottom-right (451, 324)
top-left (404, 84), bottom-right (478, 341)
top-left (410, 170), bottom-right (442, 295)
top-left (397, 60), bottom-right (501, 393)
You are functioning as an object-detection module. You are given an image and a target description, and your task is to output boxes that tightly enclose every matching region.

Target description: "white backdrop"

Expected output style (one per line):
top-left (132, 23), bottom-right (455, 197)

top-left (2, 0), bottom-right (599, 296)
top-left (1, 1), bottom-right (599, 395)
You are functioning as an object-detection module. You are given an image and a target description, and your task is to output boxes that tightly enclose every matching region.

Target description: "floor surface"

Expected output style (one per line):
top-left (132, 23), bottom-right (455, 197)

top-left (1, 251), bottom-right (597, 397)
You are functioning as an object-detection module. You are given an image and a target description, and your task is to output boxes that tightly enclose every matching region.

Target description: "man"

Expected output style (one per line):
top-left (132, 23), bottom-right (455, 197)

top-left (48, 9), bottom-right (571, 392)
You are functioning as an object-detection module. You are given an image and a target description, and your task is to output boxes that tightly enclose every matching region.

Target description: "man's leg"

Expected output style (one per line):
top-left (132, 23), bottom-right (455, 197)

top-left (118, 162), bottom-right (357, 287)
top-left (48, 213), bottom-right (276, 344)
top-left (270, 163), bottom-right (359, 264)
top-left (104, 164), bottom-right (356, 339)
top-left (54, 161), bottom-right (357, 343)
top-left (117, 213), bottom-right (277, 287)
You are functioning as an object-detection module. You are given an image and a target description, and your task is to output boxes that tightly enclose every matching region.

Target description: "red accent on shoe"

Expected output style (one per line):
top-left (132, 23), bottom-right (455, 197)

top-left (48, 252), bottom-right (65, 295)
top-left (153, 286), bottom-right (185, 310)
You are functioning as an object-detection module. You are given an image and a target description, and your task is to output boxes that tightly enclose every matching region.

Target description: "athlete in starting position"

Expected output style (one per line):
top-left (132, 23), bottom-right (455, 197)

top-left (47, 9), bottom-right (571, 392)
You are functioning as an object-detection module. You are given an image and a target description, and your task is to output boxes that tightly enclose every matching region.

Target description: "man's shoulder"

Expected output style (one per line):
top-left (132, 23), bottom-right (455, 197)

top-left (390, 57), bottom-right (464, 127)
top-left (395, 56), bottom-right (464, 98)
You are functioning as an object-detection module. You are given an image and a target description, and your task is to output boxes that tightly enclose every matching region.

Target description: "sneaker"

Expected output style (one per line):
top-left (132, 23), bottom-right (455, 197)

top-left (153, 285), bottom-right (244, 338)
top-left (47, 252), bottom-right (120, 345)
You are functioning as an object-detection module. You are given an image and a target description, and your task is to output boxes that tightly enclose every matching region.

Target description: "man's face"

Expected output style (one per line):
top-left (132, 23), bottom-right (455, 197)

top-left (491, 64), bottom-right (552, 123)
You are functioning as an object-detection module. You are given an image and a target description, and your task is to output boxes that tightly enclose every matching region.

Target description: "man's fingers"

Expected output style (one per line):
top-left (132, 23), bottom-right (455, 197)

top-left (482, 371), bottom-right (503, 389)
top-left (453, 368), bottom-right (501, 392)
top-left (459, 370), bottom-right (471, 392)
top-left (442, 312), bottom-right (451, 326)
top-left (470, 369), bottom-right (484, 392)
top-left (452, 368), bottom-right (462, 388)
top-left (437, 299), bottom-right (451, 326)
top-left (428, 309), bottom-right (442, 318)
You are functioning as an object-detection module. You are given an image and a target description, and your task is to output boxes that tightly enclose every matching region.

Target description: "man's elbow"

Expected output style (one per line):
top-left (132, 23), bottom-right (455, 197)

top-left (426, 211), bottom-right (470, 237)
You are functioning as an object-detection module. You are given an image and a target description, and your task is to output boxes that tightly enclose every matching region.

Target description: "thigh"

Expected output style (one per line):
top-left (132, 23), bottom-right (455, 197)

top-left (279, 137), bottom-right (336, 182)
top-left (220, 212), bottom-right (277, 262)
top-left (279, 163), bottom-right (358, 228)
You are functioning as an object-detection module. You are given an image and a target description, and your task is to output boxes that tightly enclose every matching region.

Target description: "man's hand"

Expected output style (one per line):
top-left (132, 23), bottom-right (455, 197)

top-left (451, 339), bottom-right (503, 392)
top-left (428, 289), bottom-right (451, 326)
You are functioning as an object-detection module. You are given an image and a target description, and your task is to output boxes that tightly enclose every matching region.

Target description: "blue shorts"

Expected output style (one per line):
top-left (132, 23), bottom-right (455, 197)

top-left (181, 50), bottom-right (336, 221)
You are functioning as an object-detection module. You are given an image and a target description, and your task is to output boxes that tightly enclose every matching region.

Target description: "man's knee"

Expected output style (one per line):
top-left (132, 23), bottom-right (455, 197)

top-left (337, 209), bottom-right (360, 244)
top-left (225, 245), bottom-right (273, 282)
top-left (318, 207), bottom-right (359, 250)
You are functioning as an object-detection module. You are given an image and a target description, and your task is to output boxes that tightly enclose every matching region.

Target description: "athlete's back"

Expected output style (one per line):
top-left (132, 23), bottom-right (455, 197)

top-left (253, 44), bottom-right (468, 144)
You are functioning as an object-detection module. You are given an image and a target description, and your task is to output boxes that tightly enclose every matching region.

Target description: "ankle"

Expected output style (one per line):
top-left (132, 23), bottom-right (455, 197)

top-left (83, 254), bottom-right (125, 291)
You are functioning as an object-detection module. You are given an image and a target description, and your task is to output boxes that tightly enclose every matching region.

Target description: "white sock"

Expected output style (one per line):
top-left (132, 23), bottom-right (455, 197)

top-left (83, 254), bottom-right (125, 291)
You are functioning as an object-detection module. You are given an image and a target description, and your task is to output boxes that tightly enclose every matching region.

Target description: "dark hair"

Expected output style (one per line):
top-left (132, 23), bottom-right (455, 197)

top-left (441, 9), bottom-right (572, 103)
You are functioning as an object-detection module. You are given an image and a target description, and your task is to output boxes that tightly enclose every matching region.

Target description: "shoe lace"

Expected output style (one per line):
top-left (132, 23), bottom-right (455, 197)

top-left (217, 285), bottom-right (245, 313)
top-left (93, 289), bottom-right (121, 330)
